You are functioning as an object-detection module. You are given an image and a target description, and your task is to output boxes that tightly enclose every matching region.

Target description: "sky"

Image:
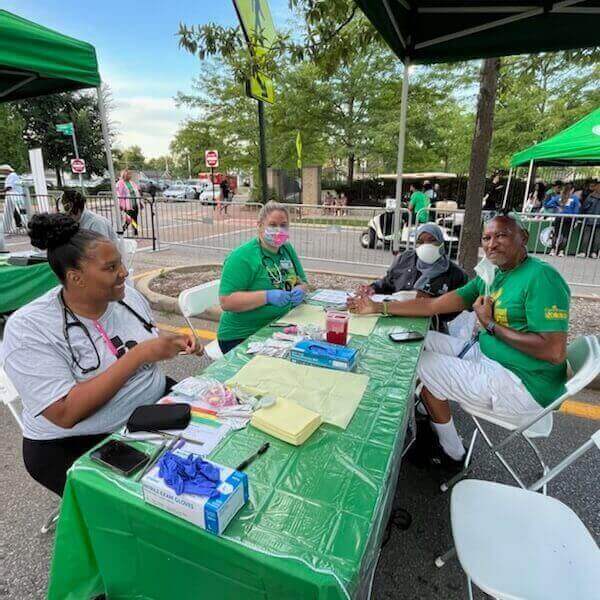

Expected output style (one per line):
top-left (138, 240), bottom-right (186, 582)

top-left (5, 0), bottom-right (292, 157)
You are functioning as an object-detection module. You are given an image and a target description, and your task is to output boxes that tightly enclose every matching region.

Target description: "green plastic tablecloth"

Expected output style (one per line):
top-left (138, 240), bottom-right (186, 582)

top-left (0, 261), bottom-right (59, 313)
top-left (48, 315), bottom-right (428, 600)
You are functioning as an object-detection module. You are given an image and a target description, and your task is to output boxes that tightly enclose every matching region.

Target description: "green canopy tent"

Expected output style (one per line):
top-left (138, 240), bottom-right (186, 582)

top-left (0, 10), bottom-right (118, 209)
top-left (507, 108), bottom-right (600, 208)
top-left (353, 0), bottom-right (600, 247)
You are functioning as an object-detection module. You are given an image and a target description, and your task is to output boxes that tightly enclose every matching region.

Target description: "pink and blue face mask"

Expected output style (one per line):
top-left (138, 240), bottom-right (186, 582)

top-left (263, 226), bottom-right (290, 248)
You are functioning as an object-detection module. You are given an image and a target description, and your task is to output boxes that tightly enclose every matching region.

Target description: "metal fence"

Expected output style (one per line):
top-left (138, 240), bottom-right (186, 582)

top-left (1, 192), bottom-right (158, 249)
top-left (156, 199), bottom-right (600, 291)
top-left (3, 193), bottom-right (599, 291)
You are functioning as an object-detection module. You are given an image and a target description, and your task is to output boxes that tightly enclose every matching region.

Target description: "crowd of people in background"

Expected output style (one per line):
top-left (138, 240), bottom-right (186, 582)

top-left (525, 177), bottom-right (600, 257)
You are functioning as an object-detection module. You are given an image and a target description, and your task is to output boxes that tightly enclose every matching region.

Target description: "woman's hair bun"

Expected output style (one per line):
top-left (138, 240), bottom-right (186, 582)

top-left (28, 213), bottom-right (80, 251)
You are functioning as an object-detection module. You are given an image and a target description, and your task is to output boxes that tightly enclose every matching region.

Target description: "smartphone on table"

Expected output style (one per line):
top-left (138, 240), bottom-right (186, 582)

top-left (388, 330), bottom-right (425, 343)
top-left (90, 439), bottom-right (149, 476)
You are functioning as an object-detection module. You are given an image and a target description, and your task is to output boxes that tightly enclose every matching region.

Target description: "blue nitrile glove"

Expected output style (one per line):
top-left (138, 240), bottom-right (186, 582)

top-left (290, 286), bottom-right (306, 306)
top-left (266, 289), bottom-right (292, 307)
top-left (158, 452), bottom-right (221, 497)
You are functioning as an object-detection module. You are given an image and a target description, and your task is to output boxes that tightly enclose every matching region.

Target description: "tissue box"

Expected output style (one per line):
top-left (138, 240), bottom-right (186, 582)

top-left (142, 456), bottom-right (249, 535)
top-left (290, 339), bottom-right (358, 372)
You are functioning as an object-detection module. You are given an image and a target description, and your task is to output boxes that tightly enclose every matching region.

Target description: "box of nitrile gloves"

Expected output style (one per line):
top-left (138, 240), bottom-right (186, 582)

top-left (142, 455), bottom-right (249, 535)
top-left (290, 339), bottom-right (358, 372)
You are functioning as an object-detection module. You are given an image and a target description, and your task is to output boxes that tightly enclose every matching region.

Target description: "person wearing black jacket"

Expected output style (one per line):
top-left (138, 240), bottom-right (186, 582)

top-left (358, 223), bottom-right (468, 332)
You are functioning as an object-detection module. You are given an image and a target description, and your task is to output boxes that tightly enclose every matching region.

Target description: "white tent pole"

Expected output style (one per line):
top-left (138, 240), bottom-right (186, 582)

top-left (502, 167), bottom-right (513, 209)
top-left (393, 60), bottom-right (410, 253)
top-left (96, 85), bottom-right (120, 233)
top-left (522, 159), bottom-right (534, 212)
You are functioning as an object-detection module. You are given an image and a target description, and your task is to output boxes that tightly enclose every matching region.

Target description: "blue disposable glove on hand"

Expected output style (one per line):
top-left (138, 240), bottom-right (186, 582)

top-left (290, 286), bottom-right (306, 306)
top-left (266, 289), bottom-right (292, 307)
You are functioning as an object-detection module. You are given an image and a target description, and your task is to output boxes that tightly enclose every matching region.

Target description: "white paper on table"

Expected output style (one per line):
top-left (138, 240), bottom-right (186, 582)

top-left (371, 291), bottom-right (417, 303)
top-left (310, 289), bottom-right (351, 304)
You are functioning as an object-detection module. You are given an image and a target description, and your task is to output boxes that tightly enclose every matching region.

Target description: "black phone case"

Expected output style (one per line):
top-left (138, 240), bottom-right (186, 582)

top-left (127, 403), bottom-right (191, 433)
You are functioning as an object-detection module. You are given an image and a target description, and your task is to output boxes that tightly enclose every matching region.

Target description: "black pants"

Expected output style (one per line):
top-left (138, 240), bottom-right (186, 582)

top-left (124, 207), bottom-right (139, 235)
top-left (23, 433), bottom-right (109, 497)
top-left (552, 217), bottom-right (573, 252)
top-left (22, 377), bottom-right (177, 497)
top-left (581, 221), bottom-right (600, 255)
top-left (218, 338), bottom-right (245, 355)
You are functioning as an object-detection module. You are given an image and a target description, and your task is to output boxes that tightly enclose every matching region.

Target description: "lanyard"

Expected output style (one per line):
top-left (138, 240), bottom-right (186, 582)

top-left (92, 319), bottom-right (119, 357)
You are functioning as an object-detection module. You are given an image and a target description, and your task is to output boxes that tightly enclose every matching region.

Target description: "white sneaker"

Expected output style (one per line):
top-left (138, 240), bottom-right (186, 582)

top-left (577, 252), bottom-right (586, 258)
top-left (558, 251), bottom-right (565, 257)
top-left (592, 253), bottom-right (598, 259)
top-left (549, 250), bottom-right (556, 256)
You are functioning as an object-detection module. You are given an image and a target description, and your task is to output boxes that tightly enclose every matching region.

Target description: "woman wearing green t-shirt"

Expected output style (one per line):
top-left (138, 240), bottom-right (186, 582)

top-left (217, 201), bottom-right (308, 354)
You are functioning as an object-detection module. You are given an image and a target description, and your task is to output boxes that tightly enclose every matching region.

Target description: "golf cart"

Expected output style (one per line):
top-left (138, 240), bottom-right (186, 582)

top-left (360, 199), bottom-right (460, 257)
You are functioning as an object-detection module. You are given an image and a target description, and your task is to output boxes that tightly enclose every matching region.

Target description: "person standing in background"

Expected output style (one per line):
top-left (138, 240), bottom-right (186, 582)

top-left (408, 182), bottom-right (431, 224)
top-left (2, 165), bottom-right (27, 232)
top-left (60, 189), bottom-right (119, 244)
top-left (219, 177), bottom-right (230, 215)
top-left (117, 170), bottom-right (143, 236)
top-left (578, 179), bottom-right (600, 258)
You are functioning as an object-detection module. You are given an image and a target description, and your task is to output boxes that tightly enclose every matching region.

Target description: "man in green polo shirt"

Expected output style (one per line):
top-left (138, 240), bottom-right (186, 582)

top-left (408, 181), bottom-right (431, 224)
top-left (348, 214), bottom-right (570, 467)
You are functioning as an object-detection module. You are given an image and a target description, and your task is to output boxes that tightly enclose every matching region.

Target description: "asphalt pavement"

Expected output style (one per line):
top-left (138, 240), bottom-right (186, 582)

top-left (1, 307), bottom-right (598, 599)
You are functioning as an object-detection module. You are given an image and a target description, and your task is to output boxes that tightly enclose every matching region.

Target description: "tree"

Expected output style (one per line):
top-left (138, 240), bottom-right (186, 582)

top-left (16, 90), bottom-right (113, 184)
top-left (459, 58), bottom-right (500, 275)
top-left (0, 104), bottom-right (28, 172)
top-left (116, 145), bottom-right (146, 171)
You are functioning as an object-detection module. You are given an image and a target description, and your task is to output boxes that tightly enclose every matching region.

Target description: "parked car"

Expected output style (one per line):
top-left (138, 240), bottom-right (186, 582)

top-left (163, 184), bottom-right (196, 201)
top-left (199, 187), bottom-right (220, 205)
top-left (185, 179), bottom-right (212, 199)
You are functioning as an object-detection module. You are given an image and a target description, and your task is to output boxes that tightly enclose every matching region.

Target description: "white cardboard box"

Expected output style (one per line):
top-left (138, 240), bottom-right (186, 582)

top-left (142, 456), bottom-right (249, 535)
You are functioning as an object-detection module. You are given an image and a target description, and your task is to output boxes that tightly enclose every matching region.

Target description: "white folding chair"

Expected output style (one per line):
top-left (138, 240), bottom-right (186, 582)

top-left (450, 430), bottom-right (600, 600)
top-left (0, 366), bottom-right (59, 533)
top-left (119, 238), bottom-right (138, 278)
top-left (178, 280), bottom-right (222, 361)
top-left (440, 335), bottom-right (600, 495)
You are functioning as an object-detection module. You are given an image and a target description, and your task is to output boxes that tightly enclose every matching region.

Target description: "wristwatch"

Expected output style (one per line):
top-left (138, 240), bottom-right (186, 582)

top-left (485, 320), bottom-right (497, 336)
top-left (382, 300), bottom-right (390, 317)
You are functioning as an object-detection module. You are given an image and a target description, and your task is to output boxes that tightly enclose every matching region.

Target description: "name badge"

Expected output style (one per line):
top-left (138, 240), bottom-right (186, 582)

top-left (280, 259), bottom-right (292, 270)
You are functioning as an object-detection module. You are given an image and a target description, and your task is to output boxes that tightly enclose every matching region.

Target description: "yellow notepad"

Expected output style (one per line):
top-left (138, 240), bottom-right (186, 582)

top-left (251, 397), bottom-right (322, 446)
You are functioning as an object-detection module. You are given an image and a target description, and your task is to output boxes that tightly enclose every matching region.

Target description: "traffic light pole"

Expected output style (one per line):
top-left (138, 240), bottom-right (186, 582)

top-left (258, 100), bottom-right (268, 204)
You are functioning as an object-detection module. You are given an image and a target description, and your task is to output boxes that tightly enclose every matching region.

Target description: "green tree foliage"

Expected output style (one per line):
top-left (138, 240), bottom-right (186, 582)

top-left (0, 104), bottom-right (28, 171)
top-left (16, 90), bottom-right (111, 183)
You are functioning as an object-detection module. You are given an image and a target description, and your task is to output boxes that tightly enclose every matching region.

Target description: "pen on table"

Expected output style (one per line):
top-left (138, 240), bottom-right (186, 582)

top-left (236, 442), bottom-right (270, 472)
top-left (135, 439), bottom-right (167, 482)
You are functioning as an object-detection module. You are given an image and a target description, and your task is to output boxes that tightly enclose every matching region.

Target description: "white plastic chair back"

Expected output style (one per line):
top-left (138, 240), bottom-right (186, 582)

top-left (0, 366), bottom-right (24, 432)
top-left (178, 280), bottom-right (221, 318)
top-left (178, 280), bottom-right (223, 361)
top-left (565, 335), bottom-right (600, 396)
top-left (120, 238), bottom-right (138, 272)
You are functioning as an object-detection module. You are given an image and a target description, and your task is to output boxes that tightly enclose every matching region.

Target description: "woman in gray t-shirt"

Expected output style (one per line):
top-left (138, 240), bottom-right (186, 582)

top-left (1, 214), bottom-right (203, 496)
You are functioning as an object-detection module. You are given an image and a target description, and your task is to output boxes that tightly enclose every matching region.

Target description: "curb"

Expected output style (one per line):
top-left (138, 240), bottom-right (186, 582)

top-left (135, 263), bottom-right (223, 321)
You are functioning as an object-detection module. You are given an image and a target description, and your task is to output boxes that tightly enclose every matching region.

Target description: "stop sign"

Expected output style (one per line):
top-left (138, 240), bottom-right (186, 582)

top-left (71, 158), bottom-right (86, 174)
top-left (205, 150), bottom-right (219, 168)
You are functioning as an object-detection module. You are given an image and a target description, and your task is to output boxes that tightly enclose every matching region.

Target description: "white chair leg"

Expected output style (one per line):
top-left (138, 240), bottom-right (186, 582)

top-left (435, 546), bottom-right (456, 568)
top-left (441, 428), bottom-right (478, 493)
top-left (40, 507), bottom-right (59, 534)
top-left (522, 435), bottom-right (549, 494)
top-left (473, 417), bottom-right (527, 489)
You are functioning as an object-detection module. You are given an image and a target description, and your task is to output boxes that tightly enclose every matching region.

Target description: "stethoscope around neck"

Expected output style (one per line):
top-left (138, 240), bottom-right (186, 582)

top-left (59, 291), bottom-right (155, 374)
top-left (259, 243), bottom-right (294, 290)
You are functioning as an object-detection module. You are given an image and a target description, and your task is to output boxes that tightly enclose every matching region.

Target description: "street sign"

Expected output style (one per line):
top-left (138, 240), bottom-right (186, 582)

top-left (245, 72), bottom-right (274, 104)
top-left (56, 122), bottom-right (74, 136)
top-left (205, 150), bottom-right (219, 168)
top-left (71, 158), bottom-right (86, 174)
